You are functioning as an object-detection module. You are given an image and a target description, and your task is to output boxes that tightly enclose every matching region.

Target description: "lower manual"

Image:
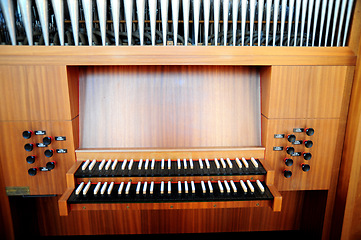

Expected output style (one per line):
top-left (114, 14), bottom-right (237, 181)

top-left (68, 180), bottom-right (273, 204)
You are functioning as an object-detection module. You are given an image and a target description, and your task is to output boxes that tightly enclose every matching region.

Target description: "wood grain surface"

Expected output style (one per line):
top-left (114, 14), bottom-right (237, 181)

top-left (79, 66), bottom-right (261, 148)
top-left (262, 117), bottom-right (341, 191)
top-left (0, 119), bottom-right (78, 195)
top-left (36, 191), bottom-right (303, 235)
top-left (261, 66), bottom-right (354, 119)
top-left (0, 65), bottom-right (77, 121)
top-left (0, 46), bottom-right (356, 66)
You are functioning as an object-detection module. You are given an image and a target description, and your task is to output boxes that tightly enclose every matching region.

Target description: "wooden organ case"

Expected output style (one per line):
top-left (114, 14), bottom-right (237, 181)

top-left (0, 0), bottom-right (361, 239)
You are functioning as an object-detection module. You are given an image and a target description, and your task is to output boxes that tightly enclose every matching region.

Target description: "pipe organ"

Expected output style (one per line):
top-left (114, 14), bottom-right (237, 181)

top-left (0, 0), bottom-right (360, 239)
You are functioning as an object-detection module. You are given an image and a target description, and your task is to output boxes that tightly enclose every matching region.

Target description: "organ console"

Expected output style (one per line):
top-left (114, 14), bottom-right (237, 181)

top-left (0, 0), bottom-right (360, 240)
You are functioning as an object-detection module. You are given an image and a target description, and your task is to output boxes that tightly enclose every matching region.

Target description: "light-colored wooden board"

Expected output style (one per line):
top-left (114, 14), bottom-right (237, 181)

top-left (79, 66), bottom-right (261, 149)
top-left (75, 147), bottom-right (265, 160)
top-left (261, 66), bottom-right (353, 119)
top-left (0, 65), bottom-right (76, 121)
top-left (0, 46), bottom-right (356, 66)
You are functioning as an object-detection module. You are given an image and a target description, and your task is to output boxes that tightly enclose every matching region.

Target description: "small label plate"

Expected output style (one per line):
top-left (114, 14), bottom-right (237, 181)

top-left (273, 146), bottom-right (284, 151)
top-left (6, 186), bottom-right (30, 196)
top-left (56, 149), bottom-right (67, 153)
top-left (35, 130), bottom-right (46, 135)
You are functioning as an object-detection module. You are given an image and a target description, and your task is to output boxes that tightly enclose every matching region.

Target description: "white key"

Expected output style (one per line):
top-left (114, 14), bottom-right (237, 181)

top-left (256, 180), bottom-right (265, 193)
top-left (184, 181), bottom-right (188, 193)
top-left (143, 181), bottom-right (148, 194)
top-left (235, 158), bottom-right (242, 168)
top-left (218, 180), bottom-right (224, 193)
top-left (161, 159), bottom-right (165, 169)
top-left (136, 182), bottom-right (141, 194)
top-left (138, 159), bottom-right (143, 169)
top-left (220, 158), bottom-right (226, 168)
top-left (107, 182), bottom-right (114, 195)
top-left (160, 181), bottom-right (165, 194)
top-left (105, 159), bottom-right (112, 170)
top-left (208, 181), bottom-right (213, 193)
top-left (240, 180), bottom-right (247, 193)
top-left (177, 158), bottom-right (181, 169)
top-left (168, 181), bottom-right (172, 194)
top-left (75, 182), bottom-right (85, 195)
top-left (205, 158), bottom-right (210, 169)
top-left (183, 158), bottom-right (187, 169)
top-left (100, 182), bottom-right (108, 195)
top-left (224, 180), bottom-right (231, 193)
top-left (93, 182), bottom-right (101, 195)
top-left (189, 158), bottom-right (194, 169)
top-left (226, 158), bottom-right (233, 168)
top-left (191, 181), bottom-right (195, 193)
top-left (128, 159), bottom-right (134, 170)
top-left (241, 157), bottom-right (249, 168)
top-left (247, 180), bottom-right (255, 193)
top-left (99, 159), bottom-right (106, 170)
top-left (83, 181), bottom-right (91, 195)
top-left (111, 159), bottom-right (118, 170)
top-left (118, 182), bottom-right (124, 194)
top-left (125, 182), bottom-right (131, 195)
top-left (199, 158), bottom-right (204, 169)
top-left (82, 160), bottom-right (90, 170)
top-left (167, 158), bottom-right (171, 169)
top-left (214, 158), bottom-right (220, 169)
top-left (145, 159), bottom-right (149, 170)
top-left (178, 181), bottom-right (182, 194)
top-left (201, 181), bottom-right (206, 193)
top-left (251, 157), bottom-right (258, 168)
top-left (89, 160), bottom-right (96, 170)
top-left (121, 159), bottom-right (128, 170)
top-left (151, 159), bottom-right (155, 170)
top-left (230, 180), bottom-right (237, 193)
top-left (150, 181), bottom-right (154, 194)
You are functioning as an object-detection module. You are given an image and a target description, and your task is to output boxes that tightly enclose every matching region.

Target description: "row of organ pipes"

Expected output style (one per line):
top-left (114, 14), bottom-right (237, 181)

top-left (0, 0), bottom-right (355, 47)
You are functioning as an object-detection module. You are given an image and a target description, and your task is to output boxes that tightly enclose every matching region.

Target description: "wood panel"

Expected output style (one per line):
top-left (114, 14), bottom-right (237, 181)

top-left (79, 66), bottom-right (261, 148)
top-left (333, 5), bottom-right (361, 238)
top-left (261, 66), bottom-right (354, 119)
top-left (0, 46), bottom-right (356, 66)
top-left (75, 147), bottom-right (265, 160)
top-left (262, 117), bottom-right (341, 191)
top-left (0, 65), bottom-right (77, 121)
top-left (0, 157), bottom-right (15, 240)
top-left (0, 119), bottom-right (78, 195)
top-left (35, 191), bottom-right (302, 236)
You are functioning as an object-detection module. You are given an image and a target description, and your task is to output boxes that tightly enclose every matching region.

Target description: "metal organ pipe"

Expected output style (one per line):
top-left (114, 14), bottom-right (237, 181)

top-left (0, 0), bottom-right (356, 47)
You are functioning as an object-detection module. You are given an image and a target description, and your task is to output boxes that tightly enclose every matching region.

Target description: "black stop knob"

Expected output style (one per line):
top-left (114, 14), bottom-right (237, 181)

top-left (303, 152), bottom-right (312, 160)
top-left (284, 170), bottom-right (292, 178)
top-left (44, 149), bottom-right (54, 158)
top-left (286, 146), bottom-right (295, 155)
top-left (24, 143), bottom-right (34, 152)
top-left (28, 168), bottom-right (37, 176)
top-left (305, 128), bottom-right (315, 136)
top-left (46, 161), bottom-right (56, 170)
top-left (287, 134), bottom-right (296, 143)
top-left (22, 131), bottom-right (33, 139)
top-left (304, 140), bottom-right (313, 148)
top-left (284, 158), bottom-right (293, 166)
top-left (43, 137), bottom-right (52, 145)
top-left (302, 164), bottom-right (311, 172)
top-left (26, 156), bottom-right (36, 164)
